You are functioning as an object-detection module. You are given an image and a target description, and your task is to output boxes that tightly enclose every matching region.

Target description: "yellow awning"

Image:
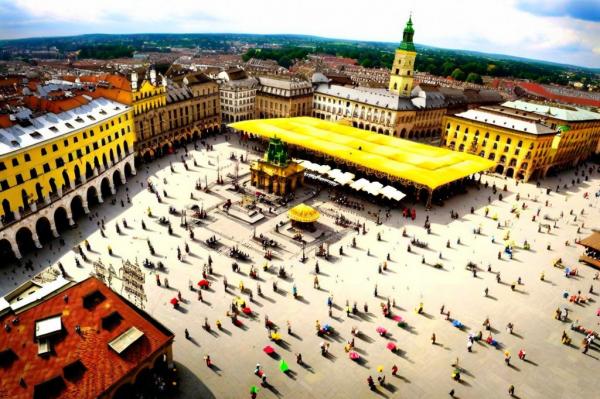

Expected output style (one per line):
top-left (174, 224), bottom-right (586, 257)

top-left (230, 117), bottom-right (496, 190)
top-left (288, 203), bottom-right (320, 223)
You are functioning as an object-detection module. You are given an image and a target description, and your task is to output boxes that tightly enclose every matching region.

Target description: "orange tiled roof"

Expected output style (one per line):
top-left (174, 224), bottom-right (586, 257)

top-left (0, 277), bottom-right (174, 399)
top-left (24, 95), bottom-right (90, 114)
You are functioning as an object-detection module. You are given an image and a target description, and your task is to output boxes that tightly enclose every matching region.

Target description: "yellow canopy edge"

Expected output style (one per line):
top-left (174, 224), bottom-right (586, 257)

top-left (229, 117), bottom-right (495, 190)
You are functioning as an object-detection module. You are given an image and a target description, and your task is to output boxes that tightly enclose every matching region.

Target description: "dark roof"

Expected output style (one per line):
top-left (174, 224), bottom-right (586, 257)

top-left (225, 68), bottom-right (248, 81)
top-left (0, 277), bottom-right (174, 399)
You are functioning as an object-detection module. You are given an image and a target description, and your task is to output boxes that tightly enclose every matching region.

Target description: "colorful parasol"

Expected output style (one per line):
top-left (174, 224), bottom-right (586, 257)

top-left (377, 366), bottom-right (384, 373)
top-left (242, 307), bottom-right (252, 315)
top-left (170, 298), bottom-right (179, 305)
top-left (198, 279), bottom-right (210, 287)
top-left (279, 359), bottom-right (289, 373)
top-left (263, 345), bottom-right (275, 355)
top-left (386, 342), bottom-right (397, 351)
top-left (376, 326), bottom-right (387, 335)
top-left (250, 386), bottom-right (260, 394)
top-left (349, 351), bottom-right (360, 360)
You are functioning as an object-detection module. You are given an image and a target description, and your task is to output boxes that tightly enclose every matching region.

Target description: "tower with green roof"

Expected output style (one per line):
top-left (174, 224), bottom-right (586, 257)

top-left (389, 15), bottom-right (417, 97)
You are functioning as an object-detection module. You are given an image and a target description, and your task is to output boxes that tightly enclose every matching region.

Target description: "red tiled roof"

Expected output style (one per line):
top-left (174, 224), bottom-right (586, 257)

top-left (0, 114), bottom-right (13, 128)
top-left (517, 82), bottom-right (600, 107)
top-left (0, 277), bottom-right (174, 399)
top-left (23, 95), bottom-right (90, 114)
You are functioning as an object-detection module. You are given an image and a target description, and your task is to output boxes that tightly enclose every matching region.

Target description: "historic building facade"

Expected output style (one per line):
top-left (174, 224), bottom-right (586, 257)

top-left (442, 107), bottom-right (556, 181)
top-left (218, 68), bottom-right (258, 123)
top-left (311, 16), bottom-right (447, 142)
top-left (0, 94), bottom-right (136, 259)
top-left (441, 101), bottom-right (600, 181)
top-left (250, 137), bottom-right (304, 196)
top-left (255, 77), bottom-right (313, 119)
top-left (136, 71), bottom-right (221, 160)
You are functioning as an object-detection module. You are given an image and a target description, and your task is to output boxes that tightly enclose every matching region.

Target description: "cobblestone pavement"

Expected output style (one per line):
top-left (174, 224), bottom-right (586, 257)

top-left (2, 135), bottom-right (600, 399)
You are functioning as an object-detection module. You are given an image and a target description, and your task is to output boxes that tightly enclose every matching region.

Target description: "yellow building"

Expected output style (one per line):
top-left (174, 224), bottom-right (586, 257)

top-left (137, 71), bottom-right (221, 160)
top-left (500, 100), bottom-right (600, 172)
top-left (250, 137), bottom-right (304, 196)
top-left (442, 101), bottom-right (600, 181)
top-left (389, 16), bottom-right (416, 96)
top-left (442, 107), bottom-right (558, 181)
top-left (0, 95), bottom-right (136, 259)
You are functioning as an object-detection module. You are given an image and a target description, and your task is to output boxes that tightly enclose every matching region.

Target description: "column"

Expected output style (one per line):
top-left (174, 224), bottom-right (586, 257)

top-left (66, 208), bottom-right (75, 226)
top-left (109, 181), bottom-right (116, 195)
top-left (10, 239), bottom-right (22, 260)
top-left (31, 231), bottom-right (42, 249)
top-left (30, 202), bottom-right (37, 212)
top-left (98, 192), bottom-right (104, 204)
top-left (57, 187), bottom-right (63, 197)
top-left (93, 167), bottom-right (99, 177)
top-left (81, 175), bottom-right (87, 184)
top-left (82, 200), bottom-right (90, 214)
top-left (44, 195), bottom-right (51, 205)
top-left (70, 180), bottom-right (75, 190)
top-left (15, 209), bottom-right (22, 221)
top-left (49, 217), bottom-right (59, 238)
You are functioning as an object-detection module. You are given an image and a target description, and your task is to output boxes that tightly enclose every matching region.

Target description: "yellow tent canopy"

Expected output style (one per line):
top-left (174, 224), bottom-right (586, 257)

top-left (288, 203), bottom-right (320, 223)
top-left (229, 117), bottom-right (496, 190)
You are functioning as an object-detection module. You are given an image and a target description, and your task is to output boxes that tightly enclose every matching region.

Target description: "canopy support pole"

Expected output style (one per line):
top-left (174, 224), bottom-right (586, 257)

top-left (426, 189), bottom-right (433, 210)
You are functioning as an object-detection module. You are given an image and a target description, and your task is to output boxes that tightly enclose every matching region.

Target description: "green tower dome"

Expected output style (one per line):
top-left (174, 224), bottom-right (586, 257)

top-left (399, 15), bottom-right (416, 52)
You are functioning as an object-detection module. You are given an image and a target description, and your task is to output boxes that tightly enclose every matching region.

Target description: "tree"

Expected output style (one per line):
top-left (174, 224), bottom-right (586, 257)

top-left (450, 68), bottom-right (466, 81)
top-left (466, 72), bottom-right (483, 84)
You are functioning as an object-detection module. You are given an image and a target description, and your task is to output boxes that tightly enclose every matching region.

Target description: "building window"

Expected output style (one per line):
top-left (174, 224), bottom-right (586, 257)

top-left (0, 162), bottom-right (5, 171)
top-left (68, 153), bottom-right (73, 162)
top-left (43, 163), bottom-right (50, 173)
top-left (83, 132), bottom-right (87, 139)
top-left (52, 144), bottom-right (58, 152)
top-left (30, 168), bottom-right (37, 179)
top-left (24, 154), bottom-right (31, 162)
top-left (0, 180), bottom-right (8, 190)
top-left (16, 174), bottom-right (23, 184)
top-left (64, 139), bottom-right (69, 147)
top-left (12, 158), bottom-right (19, 166)
top-left (56, 158), bottom-right (65, 168)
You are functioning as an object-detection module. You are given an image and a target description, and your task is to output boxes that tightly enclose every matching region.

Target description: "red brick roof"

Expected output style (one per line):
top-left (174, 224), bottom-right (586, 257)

top-left (0, 277), bottom-right (174, 399)
top-left (517, 82), bottom-right (600, 108)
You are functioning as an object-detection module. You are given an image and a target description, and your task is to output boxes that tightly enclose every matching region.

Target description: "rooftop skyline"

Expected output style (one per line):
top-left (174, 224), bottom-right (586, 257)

top-left (1, 0), bottom-right (599, 68)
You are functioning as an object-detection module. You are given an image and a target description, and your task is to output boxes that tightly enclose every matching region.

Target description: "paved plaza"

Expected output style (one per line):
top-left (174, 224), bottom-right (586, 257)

top-left (2, 134), bottom-right (600, 399)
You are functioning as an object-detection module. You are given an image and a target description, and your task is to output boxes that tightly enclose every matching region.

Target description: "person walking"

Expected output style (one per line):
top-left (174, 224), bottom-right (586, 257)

top-left (508, 385), bottom-right (515, 396)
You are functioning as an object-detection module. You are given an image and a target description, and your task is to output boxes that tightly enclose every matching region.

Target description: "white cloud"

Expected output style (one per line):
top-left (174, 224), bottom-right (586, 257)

top-left (4, 0), bottom-right (600, 67)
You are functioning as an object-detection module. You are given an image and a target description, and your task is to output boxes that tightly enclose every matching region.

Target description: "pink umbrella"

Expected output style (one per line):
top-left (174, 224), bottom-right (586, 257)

top-left (242, 307), bottom-right (252, 315)
top-left (376, 326), bottom-right (387, 336)
top-left (392, 315), bottom-right (404, 322)
top-left (386, 342), bottom-right (397, 351)
top-left (349, 351), bottom-right (360, 360)
top-left (170, 297), bottom-right (179, 305)
top-left (263, 345), bottom-right (275, 355)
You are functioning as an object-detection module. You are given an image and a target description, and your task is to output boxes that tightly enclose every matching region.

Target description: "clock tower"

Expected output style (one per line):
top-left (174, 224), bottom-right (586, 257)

top-left (389, 15), bottom-right (416, 96)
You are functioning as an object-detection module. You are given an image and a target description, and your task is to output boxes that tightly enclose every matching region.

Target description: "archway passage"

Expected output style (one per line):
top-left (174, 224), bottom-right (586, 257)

top-left (15, 227), bottom-right (35, 255)
top-left (112, 383), bottom-right (135, 399)
top-left (505, 168), bottom-right (515, 178)
top-left (0, 239), bottom-right (16, 264)
top-left (35, 217), bottom-right (53, 245)
top-left (54, 207), bottom-right (70, 233)
top-left (70, 196), bottom-right (85, 221)
top-left (87, 186), bottom-right (100, 207)
top-left (495, 164), bottom-right (505, 174)
top-left (100, 178), bottom-right (112, 198)
top-left (124, 162), bottom-right (133, 178)
top-left (113, 170), bottom-right (123, 189)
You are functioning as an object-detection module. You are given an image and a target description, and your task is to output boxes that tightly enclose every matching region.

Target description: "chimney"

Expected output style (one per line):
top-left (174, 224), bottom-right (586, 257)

top-left (131, 71), bottom-right (138, 91)
top-left (150, 68), bottom-right (156, 85)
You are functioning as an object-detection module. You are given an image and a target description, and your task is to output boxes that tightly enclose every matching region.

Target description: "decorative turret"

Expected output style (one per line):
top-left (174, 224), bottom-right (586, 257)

top-left (264, 137), bottom-right (289, 166)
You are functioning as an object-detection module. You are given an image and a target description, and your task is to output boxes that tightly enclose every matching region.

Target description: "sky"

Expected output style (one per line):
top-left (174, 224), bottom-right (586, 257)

top-left (0, 0), bottom-right (599, 68)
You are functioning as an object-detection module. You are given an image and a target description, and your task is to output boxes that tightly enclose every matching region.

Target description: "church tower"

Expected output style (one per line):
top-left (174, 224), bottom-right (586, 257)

top-left (389, 15), bottom-right (416, 97)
